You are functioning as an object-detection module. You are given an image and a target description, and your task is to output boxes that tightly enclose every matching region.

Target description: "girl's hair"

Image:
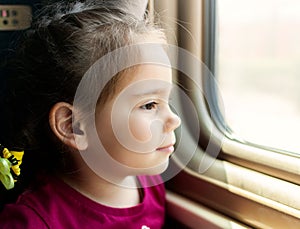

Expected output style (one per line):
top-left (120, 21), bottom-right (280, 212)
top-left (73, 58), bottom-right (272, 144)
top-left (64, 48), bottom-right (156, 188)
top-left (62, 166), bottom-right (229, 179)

top-left (0, 0), bottom-right (166, 205)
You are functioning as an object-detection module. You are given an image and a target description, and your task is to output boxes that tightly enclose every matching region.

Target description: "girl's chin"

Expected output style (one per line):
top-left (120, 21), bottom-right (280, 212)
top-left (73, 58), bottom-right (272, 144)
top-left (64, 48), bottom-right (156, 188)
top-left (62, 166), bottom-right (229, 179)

top-left (138, 160), bottom-right (170, 176)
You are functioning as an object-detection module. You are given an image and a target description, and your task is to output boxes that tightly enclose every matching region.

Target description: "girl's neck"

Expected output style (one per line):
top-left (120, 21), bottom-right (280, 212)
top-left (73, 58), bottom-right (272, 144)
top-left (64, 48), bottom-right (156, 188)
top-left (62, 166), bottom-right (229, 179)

top-left (60, 168), bottom-right (142, 208)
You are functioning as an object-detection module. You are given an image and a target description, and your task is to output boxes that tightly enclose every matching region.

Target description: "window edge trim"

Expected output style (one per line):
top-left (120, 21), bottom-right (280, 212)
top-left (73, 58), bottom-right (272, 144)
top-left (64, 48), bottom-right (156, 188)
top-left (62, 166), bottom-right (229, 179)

top-left (166, 158), bottom-right (300, 228)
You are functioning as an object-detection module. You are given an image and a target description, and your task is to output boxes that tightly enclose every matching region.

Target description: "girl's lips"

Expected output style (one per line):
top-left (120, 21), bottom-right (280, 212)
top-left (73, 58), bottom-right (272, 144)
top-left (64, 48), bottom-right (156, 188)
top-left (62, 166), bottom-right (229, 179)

top-left (156, 144), bottom-right (175, 153)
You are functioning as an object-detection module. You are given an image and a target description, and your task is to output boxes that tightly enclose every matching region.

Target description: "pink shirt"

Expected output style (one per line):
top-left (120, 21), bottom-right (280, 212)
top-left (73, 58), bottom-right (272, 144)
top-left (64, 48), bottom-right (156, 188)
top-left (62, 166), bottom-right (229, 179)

top-left (0, 175), bottom-right (165, 229)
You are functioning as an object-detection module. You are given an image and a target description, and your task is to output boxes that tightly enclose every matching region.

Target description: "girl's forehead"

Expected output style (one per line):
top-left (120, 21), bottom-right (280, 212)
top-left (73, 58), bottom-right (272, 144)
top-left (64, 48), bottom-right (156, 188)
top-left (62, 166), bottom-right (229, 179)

top-left (131, 64), bottom-right (172, 80)
top-left (107, 64), bottom-right (172, 100)
top-left (118, 64), bottom-right (172, 90)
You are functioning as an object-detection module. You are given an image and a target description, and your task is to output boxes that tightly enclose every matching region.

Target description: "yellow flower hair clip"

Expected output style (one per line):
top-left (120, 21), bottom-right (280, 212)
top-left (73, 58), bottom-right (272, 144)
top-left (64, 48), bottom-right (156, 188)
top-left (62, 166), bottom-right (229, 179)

top-left (0, 144), bottom-right (24, 190)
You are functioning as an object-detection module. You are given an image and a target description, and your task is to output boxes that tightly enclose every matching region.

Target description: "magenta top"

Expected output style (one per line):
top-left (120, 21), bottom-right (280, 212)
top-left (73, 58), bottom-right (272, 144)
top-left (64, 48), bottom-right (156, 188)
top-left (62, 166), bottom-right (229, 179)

top-left (0, 175), bottom-right (165, 229)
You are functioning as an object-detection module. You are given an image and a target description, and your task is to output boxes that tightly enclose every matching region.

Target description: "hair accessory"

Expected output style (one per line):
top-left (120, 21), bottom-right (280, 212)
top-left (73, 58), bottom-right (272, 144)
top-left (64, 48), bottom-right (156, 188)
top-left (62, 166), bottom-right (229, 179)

top-left (0, 144), bottom-right (24, 190)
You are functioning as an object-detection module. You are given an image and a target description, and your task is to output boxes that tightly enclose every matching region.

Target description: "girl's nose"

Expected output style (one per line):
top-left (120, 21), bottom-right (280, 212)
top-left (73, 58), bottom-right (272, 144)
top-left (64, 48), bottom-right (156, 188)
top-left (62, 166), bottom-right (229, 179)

top-left (164, 109), bottom-right (181, 133)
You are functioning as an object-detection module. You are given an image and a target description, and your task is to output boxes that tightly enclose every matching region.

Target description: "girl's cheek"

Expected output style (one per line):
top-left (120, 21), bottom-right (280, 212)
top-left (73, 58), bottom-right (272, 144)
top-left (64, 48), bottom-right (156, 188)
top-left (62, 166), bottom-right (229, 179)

top-left (129, 116), bottom-right (153, 143)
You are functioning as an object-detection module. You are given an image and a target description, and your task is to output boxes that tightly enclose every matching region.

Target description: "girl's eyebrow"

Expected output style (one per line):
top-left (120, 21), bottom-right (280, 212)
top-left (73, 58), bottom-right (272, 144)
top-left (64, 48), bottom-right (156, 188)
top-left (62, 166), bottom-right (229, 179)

top-left (132, 85), bottom-right (174, 97)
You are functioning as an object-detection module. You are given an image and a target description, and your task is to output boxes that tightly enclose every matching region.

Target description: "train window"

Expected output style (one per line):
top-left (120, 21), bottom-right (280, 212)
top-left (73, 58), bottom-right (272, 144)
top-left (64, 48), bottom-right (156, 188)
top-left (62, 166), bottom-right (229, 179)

top-left (215, 0), bottom-right (300, 154)
top-left (154, 0), bottom-right (300, 227)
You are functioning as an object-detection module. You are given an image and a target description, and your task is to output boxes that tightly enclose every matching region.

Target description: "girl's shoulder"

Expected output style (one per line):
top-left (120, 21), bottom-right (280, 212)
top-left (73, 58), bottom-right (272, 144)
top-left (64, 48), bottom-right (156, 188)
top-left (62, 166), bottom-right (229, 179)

top-left (0, 175), bottom-right (166, 229)
top-left (0, 175), bottom-right (73, 229)
top-left (0, 202), bottom-right (48, 229)
top-left (0, 176), bottom-right (61, 228)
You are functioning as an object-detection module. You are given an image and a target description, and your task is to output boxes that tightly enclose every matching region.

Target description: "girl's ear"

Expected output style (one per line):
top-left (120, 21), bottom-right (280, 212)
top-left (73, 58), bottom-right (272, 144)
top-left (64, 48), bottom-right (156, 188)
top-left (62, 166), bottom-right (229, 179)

top-left (49, 102), bottom-right (88, 151)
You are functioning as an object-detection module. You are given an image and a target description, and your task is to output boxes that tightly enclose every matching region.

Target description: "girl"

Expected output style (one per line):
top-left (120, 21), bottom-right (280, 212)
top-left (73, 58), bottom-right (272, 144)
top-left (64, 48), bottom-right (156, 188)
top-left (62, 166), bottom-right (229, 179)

top-left (0, 1), bottom-right (181, 228)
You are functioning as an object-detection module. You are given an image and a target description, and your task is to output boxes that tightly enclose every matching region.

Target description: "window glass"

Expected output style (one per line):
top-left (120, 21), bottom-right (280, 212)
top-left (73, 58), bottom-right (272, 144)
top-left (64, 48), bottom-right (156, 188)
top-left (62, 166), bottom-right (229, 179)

top-left (216, 0), bottom-right (300, 154)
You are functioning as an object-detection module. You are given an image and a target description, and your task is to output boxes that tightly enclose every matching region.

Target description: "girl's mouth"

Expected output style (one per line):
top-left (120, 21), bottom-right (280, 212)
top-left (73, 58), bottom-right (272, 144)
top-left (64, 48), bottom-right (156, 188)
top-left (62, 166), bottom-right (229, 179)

top-left (156, 144), bottom-right (174, 153)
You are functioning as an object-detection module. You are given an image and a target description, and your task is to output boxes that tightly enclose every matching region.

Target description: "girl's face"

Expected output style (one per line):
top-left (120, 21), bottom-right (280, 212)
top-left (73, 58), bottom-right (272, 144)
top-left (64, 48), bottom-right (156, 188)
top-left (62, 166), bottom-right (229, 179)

top-left (95, 64), bottom-right (181, 175)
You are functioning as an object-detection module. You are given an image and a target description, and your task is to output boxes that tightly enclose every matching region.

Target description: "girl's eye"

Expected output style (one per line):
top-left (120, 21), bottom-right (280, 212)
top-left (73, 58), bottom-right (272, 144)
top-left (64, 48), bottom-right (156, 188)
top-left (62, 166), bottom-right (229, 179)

top-left (140, 102), bottom-right (158, 110)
